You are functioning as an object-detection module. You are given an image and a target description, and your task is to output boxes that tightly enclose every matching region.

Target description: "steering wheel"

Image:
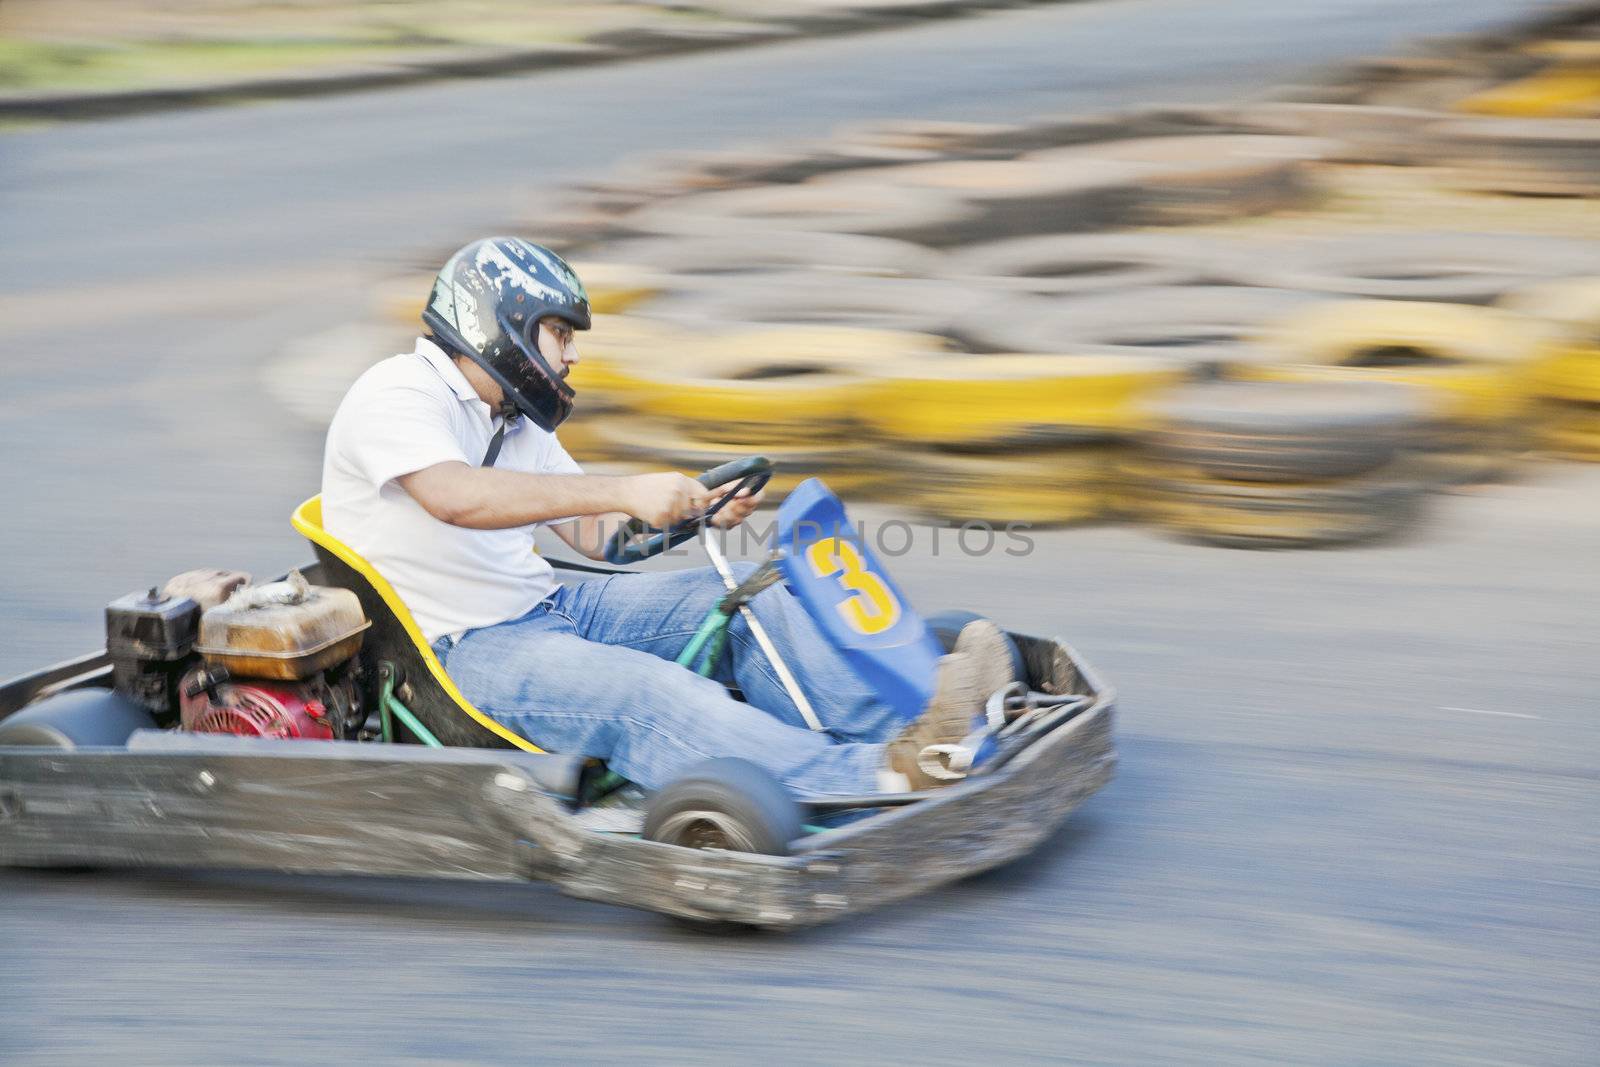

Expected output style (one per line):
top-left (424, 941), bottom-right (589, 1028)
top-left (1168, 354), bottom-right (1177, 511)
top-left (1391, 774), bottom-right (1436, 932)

top-left (602, 456), bottom-right (775, 565)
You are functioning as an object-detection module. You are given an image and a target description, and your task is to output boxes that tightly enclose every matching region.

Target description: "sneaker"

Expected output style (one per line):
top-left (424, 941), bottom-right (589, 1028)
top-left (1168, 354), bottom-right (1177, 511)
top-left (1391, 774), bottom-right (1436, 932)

top-left (952, 618), bottom-right (1021, 715)
top-left (885, 620), bottom-right (1018, 790)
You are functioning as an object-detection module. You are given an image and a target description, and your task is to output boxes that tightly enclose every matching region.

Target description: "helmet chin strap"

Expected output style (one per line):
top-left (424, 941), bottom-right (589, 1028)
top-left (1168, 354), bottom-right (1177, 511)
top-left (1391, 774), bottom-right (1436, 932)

top-left (480, 400), bottom-right (521, 468)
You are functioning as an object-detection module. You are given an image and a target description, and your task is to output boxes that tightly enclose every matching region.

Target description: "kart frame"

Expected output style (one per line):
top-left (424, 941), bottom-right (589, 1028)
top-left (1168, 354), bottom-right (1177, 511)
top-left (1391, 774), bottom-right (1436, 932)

top-left (0, 622), bottom-right (1115, 929)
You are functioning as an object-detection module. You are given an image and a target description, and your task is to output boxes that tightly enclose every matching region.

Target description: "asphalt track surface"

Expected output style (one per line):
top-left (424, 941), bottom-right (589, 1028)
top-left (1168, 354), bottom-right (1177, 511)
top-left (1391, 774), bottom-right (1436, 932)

top-left (1, 1), bottom-right (1595, 1063)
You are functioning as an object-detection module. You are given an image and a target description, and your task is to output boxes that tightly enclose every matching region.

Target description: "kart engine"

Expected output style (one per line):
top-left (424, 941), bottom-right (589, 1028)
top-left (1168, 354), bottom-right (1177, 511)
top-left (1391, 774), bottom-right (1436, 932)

top-left (107, 569), bottom-right (370, 740)
top-left (178, 672), bottom-right (354, 741)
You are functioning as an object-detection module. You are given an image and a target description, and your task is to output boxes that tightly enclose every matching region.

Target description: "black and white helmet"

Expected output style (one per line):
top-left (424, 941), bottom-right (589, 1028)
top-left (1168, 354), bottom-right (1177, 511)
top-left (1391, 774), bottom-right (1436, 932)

top-left (422, 237), bottom-right (591, 431)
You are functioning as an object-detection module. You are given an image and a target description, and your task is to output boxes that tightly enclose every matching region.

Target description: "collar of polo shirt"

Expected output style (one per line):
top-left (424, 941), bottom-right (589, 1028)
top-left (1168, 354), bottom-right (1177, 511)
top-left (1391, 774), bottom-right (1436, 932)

top-left (417, 337), bottom-right (482, 406)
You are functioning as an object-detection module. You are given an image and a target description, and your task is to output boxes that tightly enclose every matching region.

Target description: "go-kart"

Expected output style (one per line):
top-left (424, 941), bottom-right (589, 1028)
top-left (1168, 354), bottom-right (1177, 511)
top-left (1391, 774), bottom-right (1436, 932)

top-left (0, 462), bottom-right (1116, 929)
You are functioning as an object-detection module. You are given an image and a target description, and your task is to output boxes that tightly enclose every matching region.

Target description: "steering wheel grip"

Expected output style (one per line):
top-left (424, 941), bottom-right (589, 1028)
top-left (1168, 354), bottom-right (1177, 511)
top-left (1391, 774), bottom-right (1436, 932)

top-left (602, 456), bottom-right (775, 565)
top-left (694, 455), bottom-right (774, 493)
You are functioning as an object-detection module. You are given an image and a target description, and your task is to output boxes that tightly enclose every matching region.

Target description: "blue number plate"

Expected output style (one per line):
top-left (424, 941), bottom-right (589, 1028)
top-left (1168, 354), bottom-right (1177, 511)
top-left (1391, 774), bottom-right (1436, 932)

top-left (773, 479), bottom-right (942, 721)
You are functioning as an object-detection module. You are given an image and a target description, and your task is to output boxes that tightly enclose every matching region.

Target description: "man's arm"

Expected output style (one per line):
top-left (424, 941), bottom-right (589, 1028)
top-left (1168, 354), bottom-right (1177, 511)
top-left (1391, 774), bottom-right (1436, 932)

top-left (398, 462), bottom-right (709, 536)
top-left (549, 509), bottom-right (632, 561)
top-left (547, 482), bottom-right (766, 560)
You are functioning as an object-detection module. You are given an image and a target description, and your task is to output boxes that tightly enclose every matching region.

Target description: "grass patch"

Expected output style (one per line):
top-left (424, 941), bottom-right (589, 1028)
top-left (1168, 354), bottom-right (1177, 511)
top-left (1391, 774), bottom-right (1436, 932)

top-left (0, 14), bottom-right (596, 94)
top-left (0, 36), bottom-right (426, 91)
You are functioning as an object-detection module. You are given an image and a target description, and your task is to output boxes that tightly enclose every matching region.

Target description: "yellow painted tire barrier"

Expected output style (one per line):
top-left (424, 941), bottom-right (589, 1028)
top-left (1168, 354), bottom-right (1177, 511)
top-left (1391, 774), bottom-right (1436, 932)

top-left (1530, 348), bottom-right (1600, 404)
top-left (565, 315), bottom-right (694, 410)
top-left (588, 419), bottom-right (871, 498)
top-left (1457, 62), bottom-right (1600, 118)
top-left (1243, 301), bottom-right (1540, 424)
top-left (901, 483), bottom-right (1108, 526)
top-left (862, 353), bottom-right (1189, 445)
top-left (1497, 278), bottom-right (1600, 404)
top-left (658, 374), bottom-right (865, 446)
top-left (1233, 361), bottom-right (1531, 424)
top-left (551, 418), bottom-right (624, 465)
top-left (1539, 402), bottom-right (1600, 461)
top-left (1255, 300), bottom-right (1542, 367)
top-left (625, 326), bottom-right (947, 444)
top-left (1132, 465), bottom-right (1427, 548)
top-left (890, 446), bottom-right (1120, 525)
top-left (699, 326), bottom-right (950, 373)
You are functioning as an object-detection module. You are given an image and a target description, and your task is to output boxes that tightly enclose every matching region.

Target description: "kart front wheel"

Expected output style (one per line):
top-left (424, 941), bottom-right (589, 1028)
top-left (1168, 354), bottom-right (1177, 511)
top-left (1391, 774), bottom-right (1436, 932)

top-left (644, 758), bottom-right (802, 856)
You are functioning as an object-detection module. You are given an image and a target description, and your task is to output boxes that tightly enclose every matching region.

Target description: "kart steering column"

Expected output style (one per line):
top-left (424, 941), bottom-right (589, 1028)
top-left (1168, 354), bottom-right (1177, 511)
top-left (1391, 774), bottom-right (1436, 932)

top-left (702, 532), bottom-right (826, 734)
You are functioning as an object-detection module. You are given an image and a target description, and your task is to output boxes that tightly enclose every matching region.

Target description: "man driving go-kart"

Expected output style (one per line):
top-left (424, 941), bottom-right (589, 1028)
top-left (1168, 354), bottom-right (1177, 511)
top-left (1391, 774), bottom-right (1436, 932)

top-left (321, 236), bottom-right (1015, 796)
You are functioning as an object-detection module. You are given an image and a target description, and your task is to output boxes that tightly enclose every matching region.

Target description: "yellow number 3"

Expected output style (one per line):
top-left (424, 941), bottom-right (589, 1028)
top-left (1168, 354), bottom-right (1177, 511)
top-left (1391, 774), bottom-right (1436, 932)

top-left (805, 537), bottom-right (901, 636)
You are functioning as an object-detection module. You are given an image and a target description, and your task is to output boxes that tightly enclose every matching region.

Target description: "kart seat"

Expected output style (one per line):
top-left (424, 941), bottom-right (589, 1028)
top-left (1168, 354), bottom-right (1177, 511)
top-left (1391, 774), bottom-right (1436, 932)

top-left (291, 495), bottom-right (541, 752)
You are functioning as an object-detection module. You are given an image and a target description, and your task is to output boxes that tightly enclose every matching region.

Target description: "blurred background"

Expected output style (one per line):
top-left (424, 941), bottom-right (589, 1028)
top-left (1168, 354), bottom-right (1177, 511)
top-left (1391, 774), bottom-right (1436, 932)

top-left (1, 1), bottom-right (1597, 1064)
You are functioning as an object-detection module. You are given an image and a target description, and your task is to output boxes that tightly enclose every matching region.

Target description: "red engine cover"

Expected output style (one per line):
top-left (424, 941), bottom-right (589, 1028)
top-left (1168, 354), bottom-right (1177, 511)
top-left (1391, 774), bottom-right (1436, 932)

top-left (179, 677), bottom-right (336, 740)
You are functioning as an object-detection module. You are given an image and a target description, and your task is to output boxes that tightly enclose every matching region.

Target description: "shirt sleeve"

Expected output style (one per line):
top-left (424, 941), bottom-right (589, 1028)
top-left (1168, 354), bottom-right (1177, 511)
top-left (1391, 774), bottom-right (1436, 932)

top-left (336, 381), bottom-right (470, 489)
top-left (543, 434), bottom-right (584, 477)
top-left (536, 433), bottom-right (587, 526)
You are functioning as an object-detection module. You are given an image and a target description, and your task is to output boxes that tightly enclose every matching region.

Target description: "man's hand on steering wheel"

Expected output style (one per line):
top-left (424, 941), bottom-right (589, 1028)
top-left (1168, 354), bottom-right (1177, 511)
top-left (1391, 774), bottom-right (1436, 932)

top-left (624, 472), bottom-right (713, 529)
top-left (708, 479), bottom-right (765, 529)
top-left (603, 457), bottom-right (775, 565)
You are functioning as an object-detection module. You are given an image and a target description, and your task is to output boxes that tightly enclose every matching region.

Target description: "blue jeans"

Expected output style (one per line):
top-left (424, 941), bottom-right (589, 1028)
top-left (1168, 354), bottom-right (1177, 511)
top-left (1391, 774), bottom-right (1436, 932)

top-left (437, 564), bottom-right (902, 796)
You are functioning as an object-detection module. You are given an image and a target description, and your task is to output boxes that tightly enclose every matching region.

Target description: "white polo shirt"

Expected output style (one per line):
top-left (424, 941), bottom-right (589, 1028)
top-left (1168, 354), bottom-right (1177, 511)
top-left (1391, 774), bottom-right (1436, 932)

top-left (321, 337), bottom-right (583, 643)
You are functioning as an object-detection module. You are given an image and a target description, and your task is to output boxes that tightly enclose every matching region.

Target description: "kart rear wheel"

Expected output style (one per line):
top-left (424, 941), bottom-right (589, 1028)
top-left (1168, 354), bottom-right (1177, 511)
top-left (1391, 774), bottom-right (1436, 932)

top-left (645, 758), bottom-right (802, 857)
top-left (0, 689), bottom-right (156, 749)
top-left (0, 690), bottom-right (154, 875)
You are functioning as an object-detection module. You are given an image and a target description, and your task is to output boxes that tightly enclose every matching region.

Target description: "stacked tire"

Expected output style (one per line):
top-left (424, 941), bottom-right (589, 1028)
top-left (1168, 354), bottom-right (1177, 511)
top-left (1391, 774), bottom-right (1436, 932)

top-left (1208, 231), bottom-right (1600, 305)
top-left (1498, 278), bottom-right (1600, 460)
top-left (557, 316), bottom-right (692, 463)
top-left (1436, 117), bottom-right (1600, 197)
top-left (617, 134), bottom-right (1327, 248)
top-left (578, 324), bottom-right (952, 496)
top-left (1131, 382), bottom-right (1433, 548)
top-left (1237, 300), bottom-right (1545, 484)
top-left (858, 354), bottom-right (1190, 524)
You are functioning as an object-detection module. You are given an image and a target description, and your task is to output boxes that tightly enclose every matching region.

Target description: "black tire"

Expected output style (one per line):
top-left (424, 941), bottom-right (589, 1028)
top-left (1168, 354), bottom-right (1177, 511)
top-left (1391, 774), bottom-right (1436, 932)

top-left (640, 272), bottom-right (974, 339)
top-left (591, 232), bottom-right (940, 280)
top-left (1140, 467), bottom-right (1429, 549)
top-left (1141, 381), bottom-right (1429, 482)
top-left (1214, 231), bottom-right (1600, 304)
top-left (644, 758), bottom-right (803, 857)
top-left (1143, 428), bottom-right (1412, 481)
top-left (923, 610), bottom-right (1027, 684)
top-left (1436, 117), bottom-right (1600, 196)
top-left (846, 105), bottom-right (1259, 158)
top-left (0, 689), bottom-right (156, 749)
top-left (1029, 133), bottom-right (1325, 227)
top-left (622, 181), bottom-right (980, 247)
top-left (948, 232), bottom-right (1236, 297)
top-left (1230, 102), bottom-right (1439, 166)
top-left (969, 286), bottom-right (1328, 360)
